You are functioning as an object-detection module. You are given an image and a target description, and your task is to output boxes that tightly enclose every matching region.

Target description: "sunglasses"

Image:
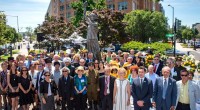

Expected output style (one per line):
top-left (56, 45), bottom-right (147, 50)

top-left (22, 70), bottom-right (27, 71)
top-left (62, 71), bottom-right (68, 72)
top-left (45, 75), bottom-right (50, 76)
top-left (78, 70), bottom-right (84, 72)
top-left (181, 75), bottom-right (188, 77)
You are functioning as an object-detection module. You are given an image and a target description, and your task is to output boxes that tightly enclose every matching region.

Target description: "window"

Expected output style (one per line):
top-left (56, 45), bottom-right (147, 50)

top-left (106, 0), bottom-right (113, 2)
top-left (118, 2), bottom-right (128, 10)
top-left (60, 14), bottom-right (64, 17)
top-left (66, 4), bottom-right (71, 10)
top-left (107, 4), bottom-right (115, 10)
top-left (60, 0), bottom-right (64, 3)
top-left (66, 12), bottom-right (71, 18)
top-left (60, 5), bottom-right (64, 11)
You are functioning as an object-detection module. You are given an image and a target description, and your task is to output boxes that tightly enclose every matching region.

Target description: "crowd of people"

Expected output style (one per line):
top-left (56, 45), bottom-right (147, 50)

top-left (0, 48), bottom-right (200, 110)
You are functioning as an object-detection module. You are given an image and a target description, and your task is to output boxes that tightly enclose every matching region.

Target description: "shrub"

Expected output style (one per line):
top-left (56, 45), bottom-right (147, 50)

top-left (121, 41), bottom-right (172, 54)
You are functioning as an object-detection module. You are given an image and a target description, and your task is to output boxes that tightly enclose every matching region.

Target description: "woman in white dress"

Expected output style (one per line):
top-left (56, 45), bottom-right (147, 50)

top-left (113, 68), bottom-right (131, 110)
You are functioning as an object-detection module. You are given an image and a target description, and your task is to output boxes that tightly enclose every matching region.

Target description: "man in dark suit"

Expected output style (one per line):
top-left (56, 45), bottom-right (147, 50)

top-left (153, 66), bottom-right (177, 110)
top-left (166, 58), bottom-right (182, 81)
top-left (175, 57), bottom-right (186, 81)
top-left (152, 56), bottom-right (163, 76)
top-left (86, 52), bottom-right (95, 66)
top-left (35, 63), bottom-right (46, 109)
top-left (132, 66), bottom-right (153, 110)
top-left (58, 67), bottom-right (74, 110)
top-left (99, 66), bottom-right (116, 110)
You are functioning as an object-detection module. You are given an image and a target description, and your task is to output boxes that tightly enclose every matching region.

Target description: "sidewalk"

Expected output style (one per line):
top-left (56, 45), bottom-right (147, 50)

top-left (13, 42), bottom-right (29, 59)
top-left (176, 43), bottom-right (200, 54)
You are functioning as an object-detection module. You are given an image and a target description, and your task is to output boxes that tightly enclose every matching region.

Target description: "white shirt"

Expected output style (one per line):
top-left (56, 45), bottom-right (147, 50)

top-left (170, 67), bottom-right (177, 77)
top-left (29, 70), bottom-right (38, 87)
top-left (163, 77), bottom-right (169, 86)
top-left (145, 72), bottom-right (158, 88)
top-left (139, 77), bottom-right (144, 84)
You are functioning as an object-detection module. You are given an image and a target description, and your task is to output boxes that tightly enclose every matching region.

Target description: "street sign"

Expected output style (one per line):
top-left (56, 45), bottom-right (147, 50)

top-left (166, 34), bottom-right (174, 38)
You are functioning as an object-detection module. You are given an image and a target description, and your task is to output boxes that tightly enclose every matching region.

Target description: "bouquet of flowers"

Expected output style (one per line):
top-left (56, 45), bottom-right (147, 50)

top-left (145, 55), bottom-right (154, 67)
top-left (182, 55), bottom-right (196, 72)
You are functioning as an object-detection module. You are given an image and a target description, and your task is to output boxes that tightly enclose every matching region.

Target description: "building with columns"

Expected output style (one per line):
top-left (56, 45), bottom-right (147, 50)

top-left (46, 0), bottom-right (164, 22)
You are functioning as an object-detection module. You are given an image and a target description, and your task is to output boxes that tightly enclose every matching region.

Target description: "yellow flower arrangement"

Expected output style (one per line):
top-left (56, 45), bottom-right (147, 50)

top-left (145, 55), bottom-right (154, 67)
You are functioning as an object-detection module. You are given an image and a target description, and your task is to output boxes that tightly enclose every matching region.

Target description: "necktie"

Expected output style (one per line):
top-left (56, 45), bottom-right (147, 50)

top-left (154, 65), bottom-right (157, 72)
top-left (47, 83), bottom-right (52, 96)
top-left (140, 78), bottom-right (143, 89)
top-left (104, 77), bottom-right (108, 95)
top-left (28, 61), bottom-right (31, 68)
top-left (162, 79), bottom-right (167, 99)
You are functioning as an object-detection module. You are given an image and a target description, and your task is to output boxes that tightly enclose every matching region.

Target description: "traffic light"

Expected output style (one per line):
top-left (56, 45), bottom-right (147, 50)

top-left (174, 18), bottom-right (181, 33)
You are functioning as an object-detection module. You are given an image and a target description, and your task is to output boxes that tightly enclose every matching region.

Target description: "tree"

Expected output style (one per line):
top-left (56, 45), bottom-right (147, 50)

top-left (25, 27), bottom-right (36, 42)
top-left (38, 16), bottom-right (75, 51)
top-left (4, 26), bottom-right (22, 44)
top-left (95, 9), bottom-right (128, 48)
top-left (123, 10), bottom-right (168, 42)
top-left (0, 12), bottom-right (7, 45)
top-left (71, 0), bottom-right (106, 26)
top-left (182, 27), bottom-right (194, 43)
top-left (40, 16), bottom-right (75, 39)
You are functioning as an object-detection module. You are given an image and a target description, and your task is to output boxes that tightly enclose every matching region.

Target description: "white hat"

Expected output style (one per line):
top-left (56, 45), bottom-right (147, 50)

top-left (63, 57), bottom-right (71, 63)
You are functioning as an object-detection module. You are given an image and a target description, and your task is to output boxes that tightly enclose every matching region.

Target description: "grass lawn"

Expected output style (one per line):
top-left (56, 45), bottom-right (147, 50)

top-left (181, 43), bottom-right (191, 48)
top-left (12, 50), bottom-right (20, 54)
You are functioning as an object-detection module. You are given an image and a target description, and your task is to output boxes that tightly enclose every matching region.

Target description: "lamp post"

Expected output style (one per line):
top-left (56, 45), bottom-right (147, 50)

top-left (168, 4), bottom-right (176, 57)
top-left (6, 15), bottom-right (19, 33)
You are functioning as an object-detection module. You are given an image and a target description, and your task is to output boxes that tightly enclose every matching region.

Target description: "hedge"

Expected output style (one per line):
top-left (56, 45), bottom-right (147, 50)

top-left (121, 41), bottom-right (172, 54)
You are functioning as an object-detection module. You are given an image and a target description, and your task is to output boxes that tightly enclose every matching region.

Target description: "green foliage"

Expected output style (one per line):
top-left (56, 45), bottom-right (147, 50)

top-left (39, 16), bottom-right (75, 39)
top-left (71, 0), bottom-right (106, 26)
top-left (12, 50), bottom-right (19, 54)
top-left (182, 27), bottom-right (194, 41)
top-left (121, 41), bottom-right (172, 54)
top-left (0, 54), bottom-right (9, 63)
top-left (123, 10), bottom-right (168, 42)
top-left (0, 12), bottom-right (21, 45)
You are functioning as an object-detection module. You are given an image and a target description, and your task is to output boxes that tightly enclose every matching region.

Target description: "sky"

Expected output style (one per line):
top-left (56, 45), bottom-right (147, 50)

top-left (0, 0), bottom-right (200, 32)
top-left (0, 0), bottom-right (50, 32)
top-left (161, 0), bottom-right (200, 28)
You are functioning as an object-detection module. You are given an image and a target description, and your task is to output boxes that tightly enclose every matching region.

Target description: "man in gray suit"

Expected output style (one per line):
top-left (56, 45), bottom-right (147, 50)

top-left (176, 70), bottom-right (200, 110)
top-left (153, 66), bottom-right (177, 110)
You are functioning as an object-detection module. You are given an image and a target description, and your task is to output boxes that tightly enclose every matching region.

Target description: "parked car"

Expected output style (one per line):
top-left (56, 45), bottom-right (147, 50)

top-left (165, 49), bottom-right (186, 56)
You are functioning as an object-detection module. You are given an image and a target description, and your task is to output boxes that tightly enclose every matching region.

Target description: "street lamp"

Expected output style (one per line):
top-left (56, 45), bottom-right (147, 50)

top-left (6, 15), bottom-right (19, 33)
top-left (168, 4), bottom-right (176, 57)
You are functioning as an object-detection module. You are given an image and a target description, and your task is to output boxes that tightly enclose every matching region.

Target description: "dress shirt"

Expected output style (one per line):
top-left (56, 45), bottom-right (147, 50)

top-left (179, 81), bottom-right (190, 104)
top-left (155, 63), bottom-right (160, 72)
top-left (145, 72), bottom-right (158, 88)
top-left (47, 83), bottom-right (52, 96)
top-left (105, 76), bottom-right (110, 94)
top-left (163, 77), bottom-right (169, 86)
top-left (52, 70), bottom-right (61, 86)
top-left (170, 67), bottom-right (177, 77)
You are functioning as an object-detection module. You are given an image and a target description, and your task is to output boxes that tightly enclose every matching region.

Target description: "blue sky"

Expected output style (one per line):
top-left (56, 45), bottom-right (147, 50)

top-left (0, 0), bottom-right (50, 32)
top-left (0, 0), bottom-right (200, 32)
top-left (161, 0), bottom-right (200, 28)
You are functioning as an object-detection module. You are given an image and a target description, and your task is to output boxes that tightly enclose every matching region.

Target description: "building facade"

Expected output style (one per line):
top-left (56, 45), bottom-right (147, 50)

top-left (46, 0), bottom-right (164, 22)
top-left (193, 23), bottom-right (200, 34)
